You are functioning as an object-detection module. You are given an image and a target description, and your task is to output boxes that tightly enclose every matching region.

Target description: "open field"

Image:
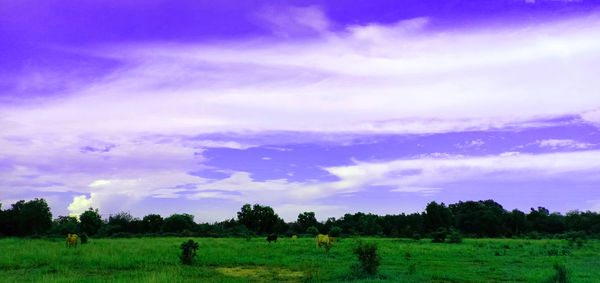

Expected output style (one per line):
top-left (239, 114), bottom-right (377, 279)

top-left (1, 237), bottom-right (599, 282)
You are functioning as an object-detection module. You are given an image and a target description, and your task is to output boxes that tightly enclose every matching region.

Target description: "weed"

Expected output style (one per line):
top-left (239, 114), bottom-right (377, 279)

top-left (179, 239), bottom-right (199, 265)
top-left (352, 241), bottom-right (380, 276)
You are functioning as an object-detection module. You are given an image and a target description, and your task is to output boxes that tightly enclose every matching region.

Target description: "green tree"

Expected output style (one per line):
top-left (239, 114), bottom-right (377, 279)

top-left (423, 201), bottom-right (453, 233)
top-left (12, 198), bottom-right (52, 235)
top-left (162, 214), bottom-right (195, 233)
top-left (50, 216), bottom-right (79, 235)
top-left (79, 208), bottom-right (103, 236)
top-left (306, 226), bottom-right (319, 236)
top-left (142, 214), bottom-right (164, 233)
top-left (237, 204), bottom-right (281, 234)
top-left (297, 212), bottom-right (318, 233)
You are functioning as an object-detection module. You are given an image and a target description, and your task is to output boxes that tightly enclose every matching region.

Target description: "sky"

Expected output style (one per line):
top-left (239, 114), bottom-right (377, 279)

top-left (2, 0), bottom-right (600, 222)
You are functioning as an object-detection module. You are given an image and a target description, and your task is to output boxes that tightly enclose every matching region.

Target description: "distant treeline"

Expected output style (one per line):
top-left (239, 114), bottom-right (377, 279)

top-left (1, 199), bottom-right (599, 239)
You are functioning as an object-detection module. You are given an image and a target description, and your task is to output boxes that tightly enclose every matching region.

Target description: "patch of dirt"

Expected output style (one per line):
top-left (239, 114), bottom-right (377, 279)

top-left (215, 266), bottom-right (304, 282)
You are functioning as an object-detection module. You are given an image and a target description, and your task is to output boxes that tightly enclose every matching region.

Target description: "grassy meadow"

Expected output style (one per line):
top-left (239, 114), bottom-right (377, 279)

top-left (1, 237), bottom-right (599, 282)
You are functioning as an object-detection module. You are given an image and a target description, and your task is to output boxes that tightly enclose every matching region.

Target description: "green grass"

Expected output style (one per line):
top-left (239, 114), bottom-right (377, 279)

top-left (1, 237), bottom-right (599, 282)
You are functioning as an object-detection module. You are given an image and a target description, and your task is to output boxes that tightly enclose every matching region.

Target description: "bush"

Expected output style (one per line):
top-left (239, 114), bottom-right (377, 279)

top-left (544, 262), bottom-right (569, 283)
top-left (329, 226), bottom-right (342, 237)
top-left (352, 241), bottom-right (380, 276)
top-left (431, 228), bottom-right (448, 243)
top-left (447, 228), bottom-right (462, 243)
top-left (179, 239), bottom-right (199, 265)
top-left (80, 233), bottom-right (88, 244)
top-left (306, 226), bottom-right (319, 236)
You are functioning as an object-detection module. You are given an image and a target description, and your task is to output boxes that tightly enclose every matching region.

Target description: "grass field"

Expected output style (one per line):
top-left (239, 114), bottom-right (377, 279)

top-left (1, 237), bottom-right (599, 282)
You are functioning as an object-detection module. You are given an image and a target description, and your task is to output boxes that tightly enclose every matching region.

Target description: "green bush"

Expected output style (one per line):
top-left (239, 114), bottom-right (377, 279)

top-left (329, 226), bottom-right (342, 237)
top-left (306, 226), bottom-right (319, 236)
top-left (544, 262), bottom-right (569, 283)
top-left (431, 228), bottom-right (448, 243)
top-left (352, 241), bottom-right (380, 276)
top-left (80, 233), bottom-right (88, 244)
top-left (446, 228), bottom-right (462, 244)
top-left (179, 239), bottom-right (199, 265)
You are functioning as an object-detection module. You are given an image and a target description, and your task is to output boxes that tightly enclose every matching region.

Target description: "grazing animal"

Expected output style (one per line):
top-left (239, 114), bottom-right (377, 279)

top-left (66, 233), bottom-right (78, 248)
top-left (291, 235), bottom-right (298, 240)
top-left (266, 234), bottom-right (278, 243)
top-left (316, 234), bottom-right (332, 250)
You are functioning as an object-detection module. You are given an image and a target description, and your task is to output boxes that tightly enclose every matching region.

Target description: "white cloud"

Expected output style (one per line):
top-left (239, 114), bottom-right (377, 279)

top-left (3, 12), bottom-right (600, 139)
top-left (67, 194), bottom-right (95, 216)
top-left (324, 150), bottom-right (600, 194)
top-left (537, 139), bottom-right (593, 149)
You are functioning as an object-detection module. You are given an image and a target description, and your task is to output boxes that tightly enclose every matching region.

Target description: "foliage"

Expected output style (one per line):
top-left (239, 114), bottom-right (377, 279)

top-left (2, 237), bottom-right (600, 282)
top-left (352, 241), bottom-right (380, 276)
top-left (5, 199), bottom-right (600, 239)
top-left (162, 214), bottom-right (195, 233)
top-left (79, 208), bottom-right (103, 236)
top-left (447, 228), bottom-right (463, 243)
top-left (329, 226), bottom-right (342, 237)
top-left (80, 233), bottom-right (88, 244)
top-left (237, 204), bottom-right (283, 235)
top-left (297, 212), bottom-right (318, 233)
top-left (431, 228), bottom-right (448, 243)
top-left (179, 239), bottom-right (199, 265)
top-left (306, 226), bottom-right (319, 236)
top-left (142, 214), bottom-right (163, 233)
top-left (543, 262), bottom-right (569, 283)
top-left (0, 199), bottom-right (52, 236)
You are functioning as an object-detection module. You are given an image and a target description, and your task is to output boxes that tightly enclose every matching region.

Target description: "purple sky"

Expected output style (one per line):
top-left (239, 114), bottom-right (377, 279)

top-left (2, 0), bottom-right (600, 222)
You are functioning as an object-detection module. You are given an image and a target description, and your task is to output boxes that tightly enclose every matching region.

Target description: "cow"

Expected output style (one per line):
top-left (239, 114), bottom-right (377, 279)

top-left (66, 233), bottom-right (78, 248)
top-left (316, 234), bottom-right (332, 251)
top-left (266, 234), bottom-right (278, 243)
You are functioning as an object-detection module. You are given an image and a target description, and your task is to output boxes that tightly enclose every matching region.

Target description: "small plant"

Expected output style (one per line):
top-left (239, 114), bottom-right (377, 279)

top-left (80, 233), bottom-right (88, 244)
top-left (352, 241), bottom-right (380, 276)
top-left (179, 239), bottom-right (199, 265)
top-left (408, 263), bottom-right (416, 275)
top-left (411, 233), bottom-right (421, 241)
top-left (446, 228), bottom-right (462, 244)
top-left (431, 228), bottom-right (448, 243)
top-left (544, 262), bottom-right (569, 283)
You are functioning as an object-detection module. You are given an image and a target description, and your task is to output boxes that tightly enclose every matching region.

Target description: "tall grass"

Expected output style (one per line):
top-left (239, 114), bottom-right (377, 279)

top-left (0, 237), bottom-right (598, 282)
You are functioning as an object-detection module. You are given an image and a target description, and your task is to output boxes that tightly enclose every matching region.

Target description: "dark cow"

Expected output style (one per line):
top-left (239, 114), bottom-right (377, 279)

top-left (266, 234), bottom-right (278, 243)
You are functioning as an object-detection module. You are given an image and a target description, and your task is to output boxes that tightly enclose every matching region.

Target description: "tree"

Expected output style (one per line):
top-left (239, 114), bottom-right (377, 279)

top-left (507, 209), bottom-right (527, 236)
top-left (162, 214), bottom-right (195, 233)
top-left (142, 214), bottom-right (164, 233)
top-left (237, 204), bottom-right (281, 234)
top-left (423, 201), bottom-right (453, 233)
top-left (297, 212), bottom-right (318, 233)
top-left (79, 208), bottom-right (103, 236)
top-left (11, 198), bottom-right (52, 236)
top-left (50, 216), bottom-right (79, 235)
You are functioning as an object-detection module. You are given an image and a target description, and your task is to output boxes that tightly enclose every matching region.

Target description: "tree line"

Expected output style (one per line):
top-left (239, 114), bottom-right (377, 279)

top-left (1, 199), bottom-right (599, 239)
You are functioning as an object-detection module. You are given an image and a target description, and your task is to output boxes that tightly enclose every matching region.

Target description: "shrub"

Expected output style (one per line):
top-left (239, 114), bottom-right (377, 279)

top-left (431, 228), bottom-right (448, 243)
top-left (352, 241), bottom-right (380, 276)
top-left (179, 239), bottom-right (199, 265)
top-left (544, 262), bottom-right (569, 283)
top-left (80, 233), bottom-right (88, 244)
top-left (446, 228), bottom-right (462, 244)
top-left (329, 226), bottom-right (342, 237)
top-left (306, 226), bottom-right (319, 236)
top-left (411, 233), bottom-right (421, 241)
